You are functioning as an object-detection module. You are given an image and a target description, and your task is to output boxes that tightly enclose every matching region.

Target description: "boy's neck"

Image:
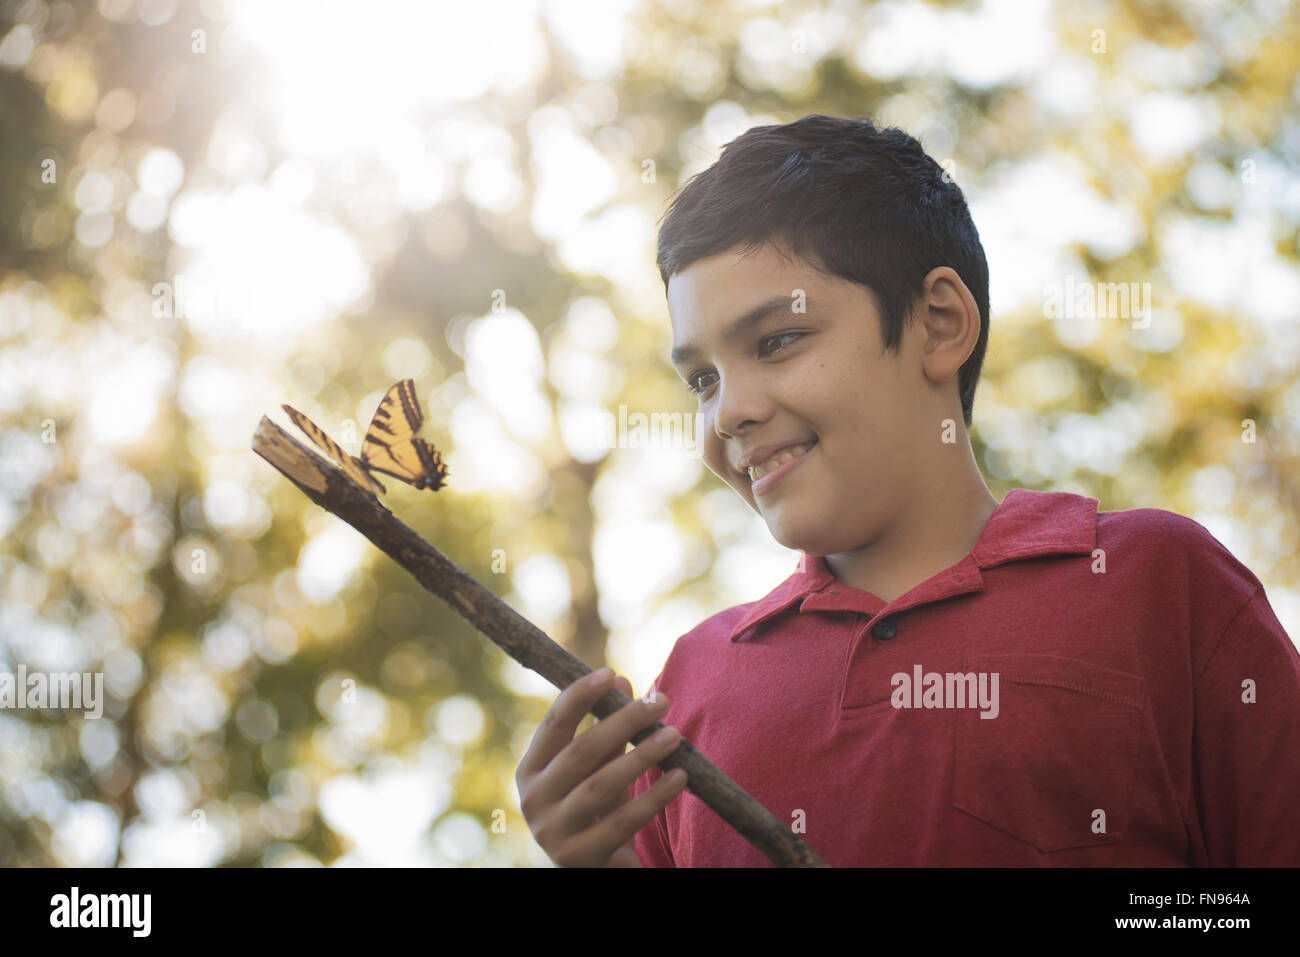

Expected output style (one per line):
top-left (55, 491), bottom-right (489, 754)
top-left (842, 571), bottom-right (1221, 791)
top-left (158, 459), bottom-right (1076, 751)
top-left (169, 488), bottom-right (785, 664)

top-left (822, 441), bottom-right (999, 605)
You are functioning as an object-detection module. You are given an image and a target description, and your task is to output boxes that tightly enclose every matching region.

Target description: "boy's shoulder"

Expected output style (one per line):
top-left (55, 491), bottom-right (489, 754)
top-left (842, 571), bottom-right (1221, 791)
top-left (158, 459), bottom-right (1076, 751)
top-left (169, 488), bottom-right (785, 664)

top-left (647, 493), bottom-right (1275, 694)
top-left (1096, 499), bottom-right (1264, 602)
top-left (1092, 499), bottom-right (1274, 668)
top-left (648, 564), bottom-right (807, 688)
top-left (671, 590), bottom-right (785, 652)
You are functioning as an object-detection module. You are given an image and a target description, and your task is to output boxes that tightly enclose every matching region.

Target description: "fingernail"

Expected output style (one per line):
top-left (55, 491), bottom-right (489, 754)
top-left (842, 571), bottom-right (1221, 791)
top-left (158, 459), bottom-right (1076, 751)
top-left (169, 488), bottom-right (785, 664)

top-left (592, 668), bottom-right (612, 683)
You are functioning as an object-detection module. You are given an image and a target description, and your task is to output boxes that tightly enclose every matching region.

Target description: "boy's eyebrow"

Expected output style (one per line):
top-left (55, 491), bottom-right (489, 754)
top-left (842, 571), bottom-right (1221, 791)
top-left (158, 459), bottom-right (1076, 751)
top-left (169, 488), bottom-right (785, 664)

top-left (670, 294), bottom-right (816, 367)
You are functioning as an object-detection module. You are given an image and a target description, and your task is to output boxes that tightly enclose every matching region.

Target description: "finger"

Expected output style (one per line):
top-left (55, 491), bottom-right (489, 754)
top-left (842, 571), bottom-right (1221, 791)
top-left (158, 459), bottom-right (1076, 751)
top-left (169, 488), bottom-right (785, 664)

top-left (569, 719), bottom-right (683, 824)
top-left (531, 688), bottom-right (672, 812)
top-left (593, 676), bottom-right (634, 724)
top-left (518, 668), bottom-right (617, 780)
top-left (593, 677), bottom-right (636, 767)
top-left (604, 841), bottom-right (643, 868)
top-left (558, 762), bottom-right (689, 868)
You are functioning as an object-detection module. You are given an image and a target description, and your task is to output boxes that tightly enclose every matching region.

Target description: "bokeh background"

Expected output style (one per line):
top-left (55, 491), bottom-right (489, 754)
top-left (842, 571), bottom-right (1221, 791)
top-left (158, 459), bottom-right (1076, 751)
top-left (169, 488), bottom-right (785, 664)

top-left (1, 0), bottom-right (1298, 866)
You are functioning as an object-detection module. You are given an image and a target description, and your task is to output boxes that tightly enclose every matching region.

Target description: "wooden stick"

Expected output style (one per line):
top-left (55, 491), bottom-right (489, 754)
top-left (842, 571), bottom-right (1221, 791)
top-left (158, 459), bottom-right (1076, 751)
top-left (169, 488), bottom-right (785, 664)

top-left (252, 415), bottom-right (828, 867)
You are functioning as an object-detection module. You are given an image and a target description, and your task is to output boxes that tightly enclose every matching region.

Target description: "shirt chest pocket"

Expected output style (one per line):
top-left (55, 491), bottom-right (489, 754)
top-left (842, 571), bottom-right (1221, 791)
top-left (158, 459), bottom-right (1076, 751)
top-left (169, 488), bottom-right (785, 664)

top-left (951, 653), bottom-right (1146, 854)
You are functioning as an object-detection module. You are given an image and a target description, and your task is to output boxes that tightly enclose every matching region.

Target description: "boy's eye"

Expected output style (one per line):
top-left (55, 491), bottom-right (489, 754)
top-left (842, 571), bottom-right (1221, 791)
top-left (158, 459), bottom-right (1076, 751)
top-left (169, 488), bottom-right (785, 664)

top-left (759, 331), bottom-right (803, 357)
top-left (684, 332), bottom-right (804, 395)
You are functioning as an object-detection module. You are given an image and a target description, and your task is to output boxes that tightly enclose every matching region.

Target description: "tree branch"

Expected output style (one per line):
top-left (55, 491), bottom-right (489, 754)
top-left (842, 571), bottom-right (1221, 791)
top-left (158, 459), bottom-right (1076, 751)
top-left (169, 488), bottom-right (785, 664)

top-left (251, 415), bottom-right (828, 867)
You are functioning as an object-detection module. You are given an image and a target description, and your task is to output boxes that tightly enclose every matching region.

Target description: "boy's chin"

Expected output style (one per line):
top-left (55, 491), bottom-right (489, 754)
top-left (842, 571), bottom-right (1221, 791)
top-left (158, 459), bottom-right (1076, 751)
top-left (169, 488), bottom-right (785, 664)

top-left (762, 512), bottom-right (826, 555)
top-left (746, 490), bottom-right (832, 552)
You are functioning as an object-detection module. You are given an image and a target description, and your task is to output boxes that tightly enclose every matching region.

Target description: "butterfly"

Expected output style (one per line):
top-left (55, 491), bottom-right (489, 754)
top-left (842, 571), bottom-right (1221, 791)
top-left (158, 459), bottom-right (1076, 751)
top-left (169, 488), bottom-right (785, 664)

top-left (282, 378), bottom-right (449, 497)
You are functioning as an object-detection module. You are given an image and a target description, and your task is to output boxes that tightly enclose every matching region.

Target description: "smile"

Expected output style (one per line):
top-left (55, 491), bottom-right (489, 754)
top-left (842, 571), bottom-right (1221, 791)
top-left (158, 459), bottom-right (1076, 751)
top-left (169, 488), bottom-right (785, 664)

top-left (748, 439), bottom-right (817, 493)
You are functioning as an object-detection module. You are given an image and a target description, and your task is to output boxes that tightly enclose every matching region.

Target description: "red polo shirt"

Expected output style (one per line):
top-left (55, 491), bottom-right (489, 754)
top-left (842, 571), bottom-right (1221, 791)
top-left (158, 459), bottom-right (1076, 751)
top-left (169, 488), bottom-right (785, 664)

top-left (630, 488), bottom-right (1300, 866)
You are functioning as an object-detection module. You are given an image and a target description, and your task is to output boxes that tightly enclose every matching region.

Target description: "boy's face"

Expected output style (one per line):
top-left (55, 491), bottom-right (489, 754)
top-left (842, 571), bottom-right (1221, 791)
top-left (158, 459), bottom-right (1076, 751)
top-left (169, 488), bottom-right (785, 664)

top-left (667, 241), bottom-right (955, 557)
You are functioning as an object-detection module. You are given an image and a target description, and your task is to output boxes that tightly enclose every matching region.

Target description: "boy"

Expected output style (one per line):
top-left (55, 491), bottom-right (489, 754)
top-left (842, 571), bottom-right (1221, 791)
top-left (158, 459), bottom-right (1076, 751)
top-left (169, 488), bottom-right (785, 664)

top-left (514, 114), bottom-right (1300, 867)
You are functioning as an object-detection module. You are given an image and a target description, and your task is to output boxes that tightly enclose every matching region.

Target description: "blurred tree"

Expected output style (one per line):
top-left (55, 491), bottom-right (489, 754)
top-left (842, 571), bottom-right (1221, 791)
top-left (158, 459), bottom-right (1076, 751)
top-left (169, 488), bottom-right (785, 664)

top-left (0, 0), bottom-right (1296, 867)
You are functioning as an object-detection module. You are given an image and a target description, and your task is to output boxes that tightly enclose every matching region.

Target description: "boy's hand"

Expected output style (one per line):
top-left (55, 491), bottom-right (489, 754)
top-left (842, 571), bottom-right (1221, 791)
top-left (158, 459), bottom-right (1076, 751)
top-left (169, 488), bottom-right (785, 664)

top-left (515, 669), bottom-right (688, 867)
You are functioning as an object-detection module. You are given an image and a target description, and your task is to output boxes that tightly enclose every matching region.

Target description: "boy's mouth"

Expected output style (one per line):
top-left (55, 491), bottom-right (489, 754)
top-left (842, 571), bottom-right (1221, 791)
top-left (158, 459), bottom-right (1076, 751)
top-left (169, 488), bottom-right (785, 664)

top-left (747, 438), bottom-right (818, 483)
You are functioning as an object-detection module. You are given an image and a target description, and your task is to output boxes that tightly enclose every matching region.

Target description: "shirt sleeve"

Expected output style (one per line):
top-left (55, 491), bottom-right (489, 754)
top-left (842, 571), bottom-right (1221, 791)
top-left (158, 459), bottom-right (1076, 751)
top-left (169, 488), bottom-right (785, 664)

top-left (1192, 584), bottom-right (1300, 865)
top-left (628, 675), bottom-right (677, 867)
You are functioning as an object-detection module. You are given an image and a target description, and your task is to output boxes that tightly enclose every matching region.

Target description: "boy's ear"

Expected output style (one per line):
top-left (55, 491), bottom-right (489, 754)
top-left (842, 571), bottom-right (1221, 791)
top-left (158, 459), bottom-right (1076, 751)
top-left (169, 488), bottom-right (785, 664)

top-left (918, 266), bottom-right (980, 385)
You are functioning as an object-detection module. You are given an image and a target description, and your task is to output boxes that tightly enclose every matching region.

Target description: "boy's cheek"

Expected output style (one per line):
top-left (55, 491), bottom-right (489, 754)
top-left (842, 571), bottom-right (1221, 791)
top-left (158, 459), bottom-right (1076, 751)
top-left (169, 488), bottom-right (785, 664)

top-left (699, 445), bottom-right (728, 480)
top-left (702, 457), bottom-right (734, 488)
top-left (701, 454), bottom-right (754, 501)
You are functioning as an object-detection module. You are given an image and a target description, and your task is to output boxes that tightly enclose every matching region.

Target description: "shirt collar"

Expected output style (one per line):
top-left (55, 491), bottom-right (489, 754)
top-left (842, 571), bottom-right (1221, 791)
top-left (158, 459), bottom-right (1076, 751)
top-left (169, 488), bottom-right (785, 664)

top-left (727, 487), bottom-right (1099, 641)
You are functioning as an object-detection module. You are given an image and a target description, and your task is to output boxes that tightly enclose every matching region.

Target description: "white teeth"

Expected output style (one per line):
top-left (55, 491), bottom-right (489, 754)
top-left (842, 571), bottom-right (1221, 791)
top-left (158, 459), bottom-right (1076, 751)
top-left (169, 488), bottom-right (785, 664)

top-left (748, 441), bottom-right (815, 482)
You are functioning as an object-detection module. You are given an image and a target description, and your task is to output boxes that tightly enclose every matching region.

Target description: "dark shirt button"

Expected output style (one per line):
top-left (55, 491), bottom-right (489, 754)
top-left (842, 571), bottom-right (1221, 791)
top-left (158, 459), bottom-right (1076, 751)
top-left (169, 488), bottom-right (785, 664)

top-left (872, 617), bottom-right (897, 640)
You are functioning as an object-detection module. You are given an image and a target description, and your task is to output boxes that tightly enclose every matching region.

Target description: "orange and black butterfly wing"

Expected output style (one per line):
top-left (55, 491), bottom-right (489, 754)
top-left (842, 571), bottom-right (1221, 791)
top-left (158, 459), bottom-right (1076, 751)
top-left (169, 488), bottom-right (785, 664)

top-left (406, 437), bottom-right (449, 491)
top-left (361, 379), bottom-right (449, 491)
top-left (282, 403), bottom-right (387, 496)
